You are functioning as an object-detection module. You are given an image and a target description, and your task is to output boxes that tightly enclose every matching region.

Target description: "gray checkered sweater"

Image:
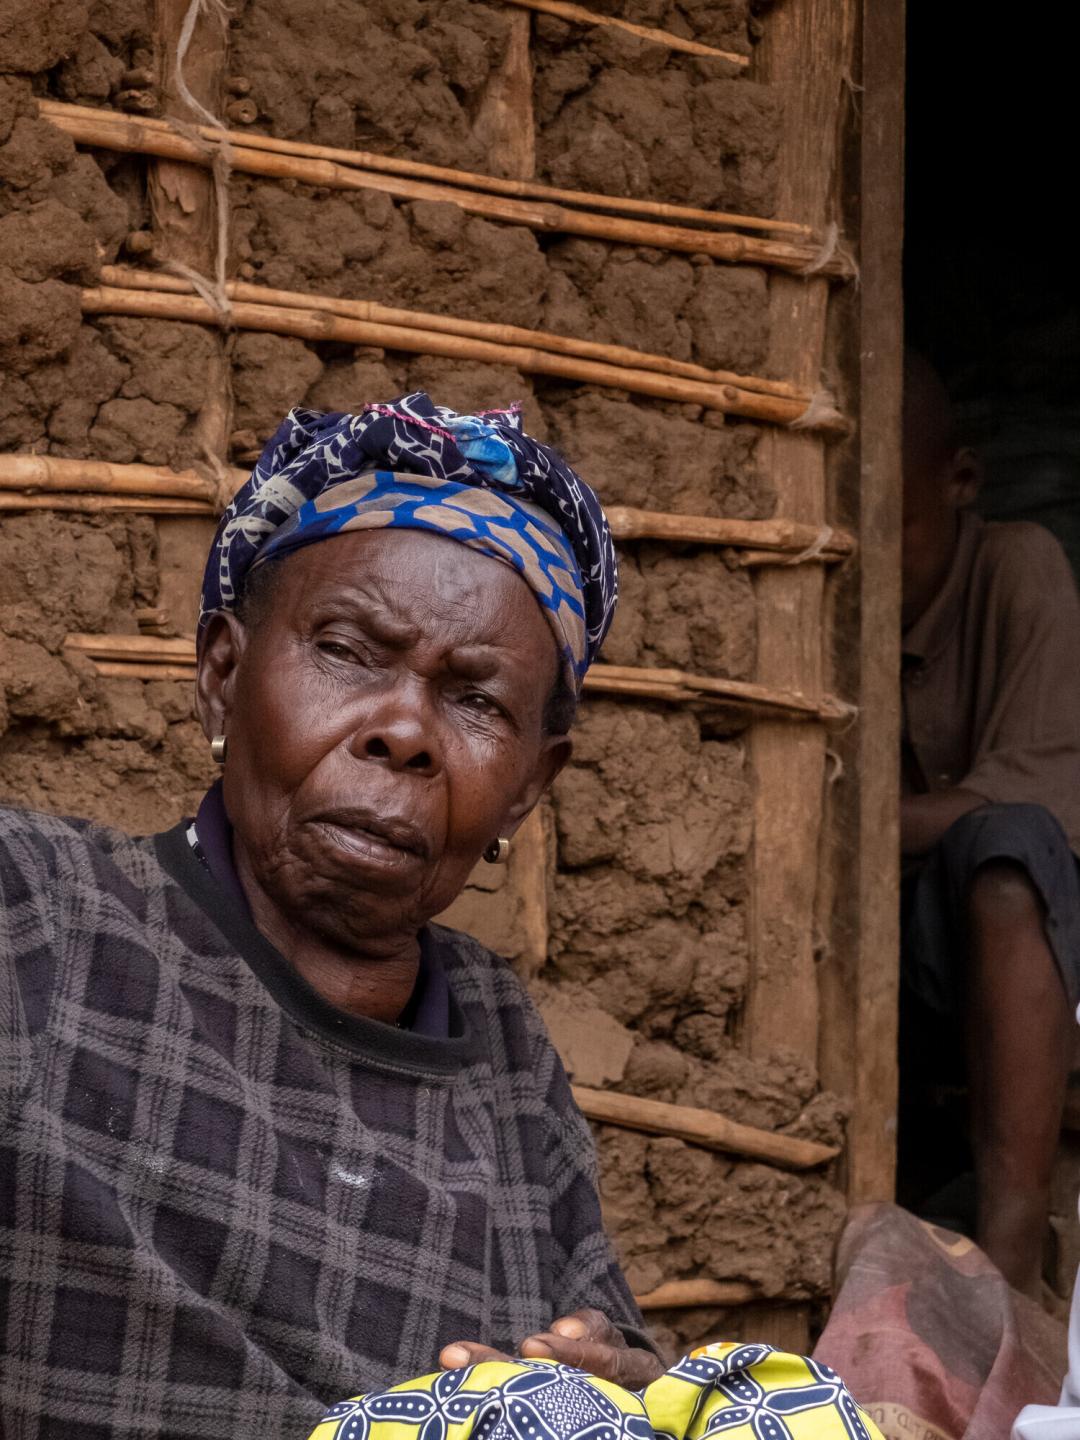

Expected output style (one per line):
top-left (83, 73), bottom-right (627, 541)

top-left (0, 808), bottom-right (645, 1440)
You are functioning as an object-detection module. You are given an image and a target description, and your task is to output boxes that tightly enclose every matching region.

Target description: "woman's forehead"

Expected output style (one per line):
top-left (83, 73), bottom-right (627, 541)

top-left (276, 530), bottom-right (556, 655)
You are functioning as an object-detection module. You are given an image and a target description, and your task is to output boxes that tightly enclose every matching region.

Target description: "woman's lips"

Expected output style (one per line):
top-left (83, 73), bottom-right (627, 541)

top-left (304, 807), bottom-right (430, 877)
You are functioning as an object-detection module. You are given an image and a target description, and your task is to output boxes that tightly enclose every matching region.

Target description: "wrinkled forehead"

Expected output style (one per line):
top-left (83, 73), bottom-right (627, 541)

top-left (264, 527), bottom-right (563, 674)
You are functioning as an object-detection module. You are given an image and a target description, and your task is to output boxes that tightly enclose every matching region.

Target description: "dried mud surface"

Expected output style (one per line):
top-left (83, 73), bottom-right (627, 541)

top-left (231, 0), bottom-right (513, 174)
top-left (229, 182), bottom-right (771, 369)
top-left (0, 513), bottom-right (213, 830)
top-left (533, 22), bottom-right (777, 212)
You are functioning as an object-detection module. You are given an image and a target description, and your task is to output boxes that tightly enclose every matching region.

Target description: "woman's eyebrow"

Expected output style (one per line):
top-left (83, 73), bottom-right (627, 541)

top-left (444, 644), bottom-right (504, 679)
top-left (320, 593), bottom-right (420, 648)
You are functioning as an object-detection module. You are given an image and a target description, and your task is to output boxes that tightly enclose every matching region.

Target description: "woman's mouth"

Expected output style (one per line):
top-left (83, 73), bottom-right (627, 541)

top-left (305, 806), bottom-right (429, 875)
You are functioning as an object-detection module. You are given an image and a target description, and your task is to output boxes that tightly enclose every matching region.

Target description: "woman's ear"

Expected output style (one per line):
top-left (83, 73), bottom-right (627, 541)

top-left (502, 735), bottom-right (573, 839)
top-left (194, 613), bottom-right (249, 743)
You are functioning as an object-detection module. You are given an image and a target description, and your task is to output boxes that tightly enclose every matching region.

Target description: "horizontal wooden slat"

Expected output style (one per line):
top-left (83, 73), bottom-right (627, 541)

top-left (81, 285), bottom-right (845, 431)
top-left (572, 1085), bottom-right (840, 1170)
top-left (0, 456), bottom-right (854, 562)
top-left (500, 0), bottom-right (749, 65)
top-left (635, 1279), bottom-right (758, 1310)
top-left (100, 265), bottom-right (813, 404)
top-left (60, 634), bottom-right (854, 724)
top-left (38, 101), bottom-right (811, 235)
top-left (39, 102), bottom-right (852, 278)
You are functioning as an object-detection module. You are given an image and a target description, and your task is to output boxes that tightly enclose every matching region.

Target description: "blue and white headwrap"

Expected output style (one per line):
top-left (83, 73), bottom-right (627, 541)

top-left (199, 392), bottom-right (618, 689)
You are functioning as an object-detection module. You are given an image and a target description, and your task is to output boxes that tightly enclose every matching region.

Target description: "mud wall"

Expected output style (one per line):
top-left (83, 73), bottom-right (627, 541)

top-left (0, 0), bottom-right (846, 1357)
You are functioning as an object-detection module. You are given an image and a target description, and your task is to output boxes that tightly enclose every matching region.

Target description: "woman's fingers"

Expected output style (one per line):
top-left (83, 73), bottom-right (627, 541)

top-left (548, 1308), bottom-right (618, 1344)
top-left (442, 1310), bottom-right (664, 1390)
top-left (519, 1331), bottom-right (663, 1388)
top-left (439, 1340), bottom-right (514, 1370)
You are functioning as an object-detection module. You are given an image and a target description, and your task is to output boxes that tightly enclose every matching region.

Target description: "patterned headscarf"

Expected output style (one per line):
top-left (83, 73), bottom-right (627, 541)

top-left (199, 393), bottom-right (617, 689)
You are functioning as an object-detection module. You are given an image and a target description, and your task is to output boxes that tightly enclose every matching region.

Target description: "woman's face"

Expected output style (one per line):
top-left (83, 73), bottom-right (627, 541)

top-left (197, 528), bottom-right (571, 950)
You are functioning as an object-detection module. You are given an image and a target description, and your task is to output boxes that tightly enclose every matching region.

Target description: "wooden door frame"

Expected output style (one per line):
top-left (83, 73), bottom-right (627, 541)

top-left (819, 0), bottom-right (905, 1205)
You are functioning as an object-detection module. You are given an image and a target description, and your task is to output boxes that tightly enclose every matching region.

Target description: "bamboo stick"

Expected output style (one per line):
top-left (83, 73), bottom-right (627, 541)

top-left (585, 665), bottom-right (853, 723)
top-left (60, 634), bottom-right (852, 724)
top-left (0, 458), bottom-right (856, 566)
top-left (77, 659), bottom-right (848, 724)
top-left (605, 505), bottom-right (853, 557)
top-left (41, 104), bottom-right (849, 278)
top-left (100, 265), bottom-right (808, 403)
top-left (0, 493), bottom-right (214, 515)
top-left (0, 452), bottom-right (218, 500)
top-left (82, 286), bottom-right (841, 431)
top-left (634, 1279), bottom-right (757, 1310)
top-left (95, 661), bottom-right (198, 681)
top-left (572, 1086), bottom-right (839, 1169)
top-left (40, 100), bottom-right (806, 237)
top-left (733, 548), bottom-right (804, 568)
top-left (64, 633), bottom-right (200, 661)
top-left (500, 0), bottom-right (748, 65)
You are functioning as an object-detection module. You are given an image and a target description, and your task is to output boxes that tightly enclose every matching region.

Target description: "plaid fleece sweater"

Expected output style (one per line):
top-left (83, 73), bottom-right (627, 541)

top-left (0, 808), bottom-right (644, 1440)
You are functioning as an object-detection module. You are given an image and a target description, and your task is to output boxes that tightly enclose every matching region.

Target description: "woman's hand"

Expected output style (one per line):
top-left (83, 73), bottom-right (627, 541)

top-left (439, 1308), bottom-right (664, 1389)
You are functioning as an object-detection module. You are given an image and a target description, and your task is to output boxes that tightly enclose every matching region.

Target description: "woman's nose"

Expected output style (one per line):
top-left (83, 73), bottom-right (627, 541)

top-left (349, 689), bottom-right (442, 776)
top-left (361, 732), bottom-right (436, 773)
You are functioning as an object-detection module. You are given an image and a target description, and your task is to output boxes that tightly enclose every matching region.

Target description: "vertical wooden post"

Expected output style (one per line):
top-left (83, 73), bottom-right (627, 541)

top-left (739, 0), bottom-right (857, 1351)
top-left (817, 0), bottom-right (905, 1205)
top-left (478, 11), bottom-right (555, 973)
top-left (514, 805), bottom-right (553, 981)
top-left (474, 10), bottom-right (535, 181)
top-left (149, 0), bottom-right (231, 634)
top-left (149, 0), bottom-right (227, 271)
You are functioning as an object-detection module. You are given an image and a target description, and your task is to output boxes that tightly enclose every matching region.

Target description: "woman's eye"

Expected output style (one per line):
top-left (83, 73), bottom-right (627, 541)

top-left (461, 691), bottom-right (500, 715)
top-left (316, 639), bottom-right (360, 662)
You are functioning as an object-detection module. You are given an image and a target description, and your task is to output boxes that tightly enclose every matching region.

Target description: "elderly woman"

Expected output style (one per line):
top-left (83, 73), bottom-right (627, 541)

top-left (0, 393), bottom-right (879, 1440)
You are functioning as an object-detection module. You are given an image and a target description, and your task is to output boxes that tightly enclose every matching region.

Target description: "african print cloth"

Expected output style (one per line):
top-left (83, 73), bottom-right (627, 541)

top-left (200, 393), bottom-right (618, 688)
top-left (307, 1347), bottom-right (884, 1440)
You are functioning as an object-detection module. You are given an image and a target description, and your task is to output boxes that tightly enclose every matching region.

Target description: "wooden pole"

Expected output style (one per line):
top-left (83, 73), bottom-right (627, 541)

top-left (37, 100), bottom-right (809, 236)
top-left (0, 494), bottom-right (214, 515)
top-left (572, 1086), bottom-right (839, 1170)
top-left (0, 457), bottom-right (857, 563)
top-left (146, 0), bottom-right (232, 637)
top-left (474, 8), bottom-right (536, 183)
top-left (469, 22), bottom-right (556, 992)
top-left (815, 0), bottom-right (904, 1209)
top-left (499, 0), bottom-right (748, 65)
top-left (585, 666), bottom-right (852, 723)
top-left (61, 635), bottom-right (852, 724)
top-left (0, 453), bottom-right (219, 500)
top-left (40, 104), bottom-right (851, 278)
top-left (65, 634), bottom-right (198, 662)
top-left (147, 0), bottom-right (227, 277)
top-left (93, 661), bottom-right (203, 682)
top-left (100, 265), bottom-right (811, 403)
top-left (605, 506), bottom-right (852, 557)
top-left (737, 0), bottom-right (858, 1358)
top-left (81, 286), bottom-right (844, 431)
top-left (635, 1279), bottom-right (757, 1311)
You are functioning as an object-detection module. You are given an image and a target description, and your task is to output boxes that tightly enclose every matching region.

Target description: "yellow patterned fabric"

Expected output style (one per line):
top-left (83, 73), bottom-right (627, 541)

top-left (306, 1343), bottom-right (884, 1440)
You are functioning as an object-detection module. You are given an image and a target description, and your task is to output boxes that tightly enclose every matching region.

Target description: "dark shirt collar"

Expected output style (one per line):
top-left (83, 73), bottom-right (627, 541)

top-left (192, 782), bottom-right (249, 916)
top-left (902, 508), bottom-right (984, 667)
top-left (190, 781), bottom-right (450, 1040)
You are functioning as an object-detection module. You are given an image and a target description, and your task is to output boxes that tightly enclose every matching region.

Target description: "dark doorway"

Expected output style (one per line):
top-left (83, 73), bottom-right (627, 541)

top-left (905, 8), bottom-right (1080, 569)
top-left (899, 3), bottom-right (1080, 1268)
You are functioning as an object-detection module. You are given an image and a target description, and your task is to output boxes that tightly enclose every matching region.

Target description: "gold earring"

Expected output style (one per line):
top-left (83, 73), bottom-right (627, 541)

top-left (210, 735), bottom-right (228, 765)
top-left (483, 837), bottom-right (511, 865)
